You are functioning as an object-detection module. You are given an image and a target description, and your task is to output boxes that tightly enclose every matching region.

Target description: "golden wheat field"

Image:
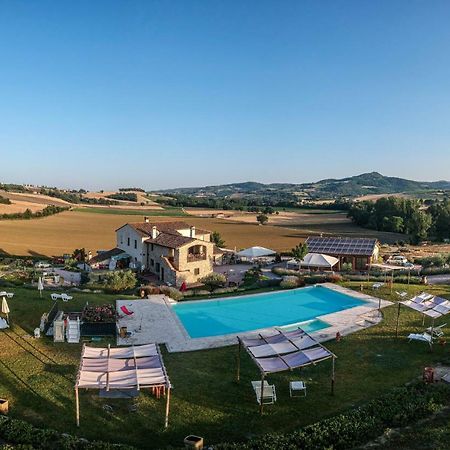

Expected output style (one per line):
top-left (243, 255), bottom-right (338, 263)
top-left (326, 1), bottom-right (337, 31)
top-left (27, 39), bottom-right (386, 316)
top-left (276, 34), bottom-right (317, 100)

top-left (0, 210), bottom-right (313, 256)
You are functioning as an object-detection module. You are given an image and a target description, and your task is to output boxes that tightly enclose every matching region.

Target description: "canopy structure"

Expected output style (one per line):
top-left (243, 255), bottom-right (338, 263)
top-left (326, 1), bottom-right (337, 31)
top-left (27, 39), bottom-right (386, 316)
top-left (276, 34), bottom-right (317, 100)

top-left (75, 343), bottom-right (171, 428)
top-left (236, 246), bottom-right (276, 260)
top-left (395, 292), bottom-right (450, 349)
top-left (236, 328), bottom-right (336, 413)
top-left (299, 253), bottom-right (339, 270)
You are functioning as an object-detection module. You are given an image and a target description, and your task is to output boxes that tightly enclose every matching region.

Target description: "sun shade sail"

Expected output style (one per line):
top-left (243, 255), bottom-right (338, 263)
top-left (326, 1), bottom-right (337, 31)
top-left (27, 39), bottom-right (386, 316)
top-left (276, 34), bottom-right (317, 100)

top-left (76, 344), bottom-right (170, 389)
top-left (401, 294), bottom-right (450, 319)
top-left (238, 328), bottom-right (335, 374)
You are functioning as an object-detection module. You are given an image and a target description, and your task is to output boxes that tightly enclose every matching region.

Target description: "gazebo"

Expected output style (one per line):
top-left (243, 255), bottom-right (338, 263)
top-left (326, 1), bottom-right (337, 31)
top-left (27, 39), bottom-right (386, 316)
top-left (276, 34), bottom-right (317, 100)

top-left (288, 253), bottom-right (339, 271)
top-left (237, 246), bottom-right (276, 261)
top-left (75, 343), bottom-right (171, 427)
top-left (395, 292), bottom-right (450, 350)
top-left (236, 328), bottom-right (336, 413)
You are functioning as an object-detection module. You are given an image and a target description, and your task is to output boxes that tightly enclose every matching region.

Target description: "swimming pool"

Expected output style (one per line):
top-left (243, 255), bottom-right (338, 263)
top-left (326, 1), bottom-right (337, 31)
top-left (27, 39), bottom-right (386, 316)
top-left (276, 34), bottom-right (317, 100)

top-left (172, 285), bottom-right (366, 338)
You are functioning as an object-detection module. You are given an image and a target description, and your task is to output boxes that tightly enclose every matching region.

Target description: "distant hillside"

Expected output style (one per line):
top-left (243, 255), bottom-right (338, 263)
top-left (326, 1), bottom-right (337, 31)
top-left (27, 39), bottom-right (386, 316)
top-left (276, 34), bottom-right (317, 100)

top-left (155, 172), bottom-right (450, 200)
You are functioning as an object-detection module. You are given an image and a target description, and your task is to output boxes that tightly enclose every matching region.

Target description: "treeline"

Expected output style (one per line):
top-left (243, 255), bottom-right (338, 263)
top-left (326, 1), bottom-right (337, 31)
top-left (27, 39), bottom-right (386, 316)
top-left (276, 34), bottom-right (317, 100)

top-left (40, 188), bottom-right (119, 205)
top-left (0, 195), bottom-right (11, 205)
top-left (348, 197), bottom-right (450, 243)
top-left (156, 194), bottom-right (349, 212)
top-left (106, 192), bottom-right (138, 202)
top-left (119, 187), bottom-right (145, 192)
top-left (0, 205), bottom-right (69, 220)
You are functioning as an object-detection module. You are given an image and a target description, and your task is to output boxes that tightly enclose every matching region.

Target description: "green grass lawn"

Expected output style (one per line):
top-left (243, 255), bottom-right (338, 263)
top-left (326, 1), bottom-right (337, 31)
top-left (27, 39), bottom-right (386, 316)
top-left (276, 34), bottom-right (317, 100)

top-left (1, 283), bottom-right (450, 448)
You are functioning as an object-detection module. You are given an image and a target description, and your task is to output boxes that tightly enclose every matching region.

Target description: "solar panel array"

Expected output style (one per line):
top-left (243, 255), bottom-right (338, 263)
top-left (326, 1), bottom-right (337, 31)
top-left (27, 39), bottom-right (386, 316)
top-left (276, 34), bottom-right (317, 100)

top-left (306, 237), bottom-right (377, 256)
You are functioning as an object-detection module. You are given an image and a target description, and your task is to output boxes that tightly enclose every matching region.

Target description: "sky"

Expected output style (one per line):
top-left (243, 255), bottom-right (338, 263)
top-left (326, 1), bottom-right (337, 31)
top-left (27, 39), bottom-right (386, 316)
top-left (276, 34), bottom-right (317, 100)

top-left (1, 0), bottom-right (450, 190)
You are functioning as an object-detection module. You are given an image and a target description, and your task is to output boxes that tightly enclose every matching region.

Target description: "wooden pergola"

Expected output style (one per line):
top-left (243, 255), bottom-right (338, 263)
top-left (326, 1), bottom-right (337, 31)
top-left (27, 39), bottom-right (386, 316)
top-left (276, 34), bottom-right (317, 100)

top-left (236, 328), bottom-right (336, 413)
top-left (75, 343), bottom-right (172, 428)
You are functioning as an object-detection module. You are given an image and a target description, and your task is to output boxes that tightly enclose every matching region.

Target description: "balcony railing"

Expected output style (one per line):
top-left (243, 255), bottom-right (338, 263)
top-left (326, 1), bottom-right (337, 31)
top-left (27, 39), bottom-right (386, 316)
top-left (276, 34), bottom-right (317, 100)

top-left (187, 253), bottom-right (207, 262)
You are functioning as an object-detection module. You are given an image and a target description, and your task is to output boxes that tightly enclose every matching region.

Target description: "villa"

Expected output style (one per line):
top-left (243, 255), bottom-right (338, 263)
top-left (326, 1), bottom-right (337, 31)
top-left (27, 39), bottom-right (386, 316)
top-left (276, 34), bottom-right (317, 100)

top-left (91, 218), bottom-right (217, 286)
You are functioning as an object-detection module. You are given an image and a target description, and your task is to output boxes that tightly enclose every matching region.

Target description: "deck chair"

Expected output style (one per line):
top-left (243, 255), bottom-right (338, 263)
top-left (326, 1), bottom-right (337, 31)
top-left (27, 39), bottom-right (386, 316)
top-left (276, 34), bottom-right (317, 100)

top-left (51, 293), bottom-right (62, 300)
top-left (61, 293), bottom-right (73, 302)
top-left (396, 291), bottom-right (408, 298)
top-left (426, 323), bottom-right (446, 338)
top-left (372, 282), bottom-right (384, 290)
top-left (251, 380), bottom-right (276, 405)
top-left (408, 332), bottom-right (433, 348)
top-left (120, 305), bottom-right (134, 316)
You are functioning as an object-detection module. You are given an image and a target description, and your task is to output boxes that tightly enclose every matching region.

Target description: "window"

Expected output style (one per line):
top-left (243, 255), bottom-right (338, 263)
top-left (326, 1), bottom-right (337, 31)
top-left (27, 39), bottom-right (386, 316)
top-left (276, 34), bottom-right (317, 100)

top-left (127, 237), bottom-right (130, 246)
top-left (151, 244), bottom-right (154, 251)
top-left (120, 234), bottom-right (123, 245)
top-left (134, 239), bottom-right (137, 249)
top-left (150, 259), bottom-right (154, 266)
top-left (194, 268), bottom-right (200, 276)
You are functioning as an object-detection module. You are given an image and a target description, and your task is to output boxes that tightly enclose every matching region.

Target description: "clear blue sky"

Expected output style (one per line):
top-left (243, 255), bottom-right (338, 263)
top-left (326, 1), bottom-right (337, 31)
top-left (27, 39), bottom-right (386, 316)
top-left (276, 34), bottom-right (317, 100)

top-left (1, 0), bottom-right (450, 190)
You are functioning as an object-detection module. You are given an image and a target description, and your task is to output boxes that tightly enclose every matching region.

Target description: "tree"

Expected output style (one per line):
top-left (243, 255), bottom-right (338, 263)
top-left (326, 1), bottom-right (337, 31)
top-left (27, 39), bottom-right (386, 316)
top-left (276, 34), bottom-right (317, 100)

top-left (291, 243), bottom-right (308, 267)
top-left (256, 214), bottom-right (269, 225)
top-left (104, 270), bottom-right (137, 293)
top-left (200, 273), bottom-right (227, 292)
top-left (72, 248), bottom-right (88, 262)
top-left (211, 231), bottom-right (225, 248)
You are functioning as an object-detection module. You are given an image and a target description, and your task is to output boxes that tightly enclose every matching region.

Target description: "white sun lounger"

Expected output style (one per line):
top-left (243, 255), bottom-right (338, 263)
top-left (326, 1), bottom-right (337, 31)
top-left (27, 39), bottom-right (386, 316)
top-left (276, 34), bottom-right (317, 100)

top-left (251, 380), bottom-right (277, 405)
top-left (0, 292), bottom-right (14, 298)
top-left (372, 283), bottom-right (384, 290)
top-left (408, 332), bottom-right (433, 347)
top-left (426, 323), bottom-right (446, 338)
top-left (61, 293), bottom-right (73, 302)
top-left (51, 293), bottom-right (62, 300)
top-left (396, 291), bottom-right (408, 298)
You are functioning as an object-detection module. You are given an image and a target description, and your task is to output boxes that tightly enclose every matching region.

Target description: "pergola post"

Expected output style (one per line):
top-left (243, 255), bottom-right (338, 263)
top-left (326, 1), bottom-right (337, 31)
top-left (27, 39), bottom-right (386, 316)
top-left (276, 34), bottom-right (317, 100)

top-left (395, 302), bottom-right (401, 338)
top-left (331, 356), bottom-right (335, 395)
top-left (75, 386), bottom-right (80, 427)
top-left (164, 385), bottom-right (171, 429)
top-left (259, 372), bottom-right (265, 415)
top-left (236, 340), bottom-right (241, 382)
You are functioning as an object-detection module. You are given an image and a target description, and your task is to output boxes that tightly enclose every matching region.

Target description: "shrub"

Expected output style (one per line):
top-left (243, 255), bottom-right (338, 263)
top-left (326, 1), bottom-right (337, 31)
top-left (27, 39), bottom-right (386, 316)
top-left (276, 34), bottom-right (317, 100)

top-left (214, 383), bottom-right (450, 450)
top-left (0, 415), bottom-right (135, 449)
top-left (200, 273), bottom-right (227, 292)
top-left (103, 270), bottom-right (137, 293)
top-left (137, 285), bottom-right (162, 297)
top-left (82, 304), bottom-right (116, 323)
top-left (280, 276), bottom-right (300, 289)
top-left (212, 287), bottom-right (238, 295)
top-left (159, 285), bottom-right (184, 301)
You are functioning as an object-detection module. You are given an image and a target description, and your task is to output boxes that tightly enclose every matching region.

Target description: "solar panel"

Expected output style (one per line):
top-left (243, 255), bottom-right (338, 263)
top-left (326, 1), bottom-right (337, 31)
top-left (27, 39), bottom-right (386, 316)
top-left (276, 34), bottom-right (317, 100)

top-left (305, 236), bottom-right (377, 256)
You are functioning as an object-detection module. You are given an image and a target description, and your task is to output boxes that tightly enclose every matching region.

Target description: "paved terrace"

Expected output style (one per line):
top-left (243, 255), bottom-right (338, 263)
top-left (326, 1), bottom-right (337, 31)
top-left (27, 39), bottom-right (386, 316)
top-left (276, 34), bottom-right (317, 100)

top-left (116, 284), bottom-right (392, 352)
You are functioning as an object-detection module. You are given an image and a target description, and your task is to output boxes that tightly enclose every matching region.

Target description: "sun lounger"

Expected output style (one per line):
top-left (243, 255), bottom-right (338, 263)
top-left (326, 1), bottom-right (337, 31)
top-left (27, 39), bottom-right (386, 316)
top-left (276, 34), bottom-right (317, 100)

top-left (372, 283), bottom-right (384, 290)
top-left (426, 323), bottom-right (446, 338)
top-left (396, 291), bottom-right (408, 298)
top-left (61, 293), bottom-right (73, 302)
top-left (120, 305), bottom-right (134, 316)
top-left (251, 380), bottom-right (276, 405)
top-left (0, 292), bottom-right (14, 298)
top-left (51, 293), bottom-right (62, 300)
top-left (408, 332), bottom-right (433, 347)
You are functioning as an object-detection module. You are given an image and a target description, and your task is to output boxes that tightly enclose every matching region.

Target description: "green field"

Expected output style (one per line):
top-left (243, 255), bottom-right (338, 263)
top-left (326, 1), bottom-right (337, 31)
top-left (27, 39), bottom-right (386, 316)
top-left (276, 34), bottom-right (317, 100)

top-left (1, 283), bottom-right (449, 448)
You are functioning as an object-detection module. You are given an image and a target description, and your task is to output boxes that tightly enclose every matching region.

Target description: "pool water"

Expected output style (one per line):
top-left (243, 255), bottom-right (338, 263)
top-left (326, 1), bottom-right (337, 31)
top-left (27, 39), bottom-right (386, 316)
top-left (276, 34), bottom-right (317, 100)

top-left (173, 285), bottom-right (365, 338)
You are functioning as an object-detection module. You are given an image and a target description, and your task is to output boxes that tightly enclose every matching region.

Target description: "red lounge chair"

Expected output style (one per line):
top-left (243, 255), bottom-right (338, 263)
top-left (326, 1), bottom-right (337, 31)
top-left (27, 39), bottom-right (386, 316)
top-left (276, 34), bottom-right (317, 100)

top-left (120, 305), bottom-right (134, 316)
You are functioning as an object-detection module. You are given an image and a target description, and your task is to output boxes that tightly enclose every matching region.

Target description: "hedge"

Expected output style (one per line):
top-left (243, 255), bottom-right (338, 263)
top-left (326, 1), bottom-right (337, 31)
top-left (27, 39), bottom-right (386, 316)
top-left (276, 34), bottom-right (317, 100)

top-left (214, 383), bottom-right (450, 450)
top-left (0, 416), bottom-right (136, 450)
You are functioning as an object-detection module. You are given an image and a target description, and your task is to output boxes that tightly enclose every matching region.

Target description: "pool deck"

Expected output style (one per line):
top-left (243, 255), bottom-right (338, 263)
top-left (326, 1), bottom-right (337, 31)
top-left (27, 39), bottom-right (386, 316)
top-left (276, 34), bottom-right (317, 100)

top-left (116, 283), bottom-right (393, 352)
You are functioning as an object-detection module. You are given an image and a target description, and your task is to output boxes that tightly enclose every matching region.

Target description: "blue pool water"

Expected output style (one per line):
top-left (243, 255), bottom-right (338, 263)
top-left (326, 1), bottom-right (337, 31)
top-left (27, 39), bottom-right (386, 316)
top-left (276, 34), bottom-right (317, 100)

top-left (172, 286), bottom-right (366, 338)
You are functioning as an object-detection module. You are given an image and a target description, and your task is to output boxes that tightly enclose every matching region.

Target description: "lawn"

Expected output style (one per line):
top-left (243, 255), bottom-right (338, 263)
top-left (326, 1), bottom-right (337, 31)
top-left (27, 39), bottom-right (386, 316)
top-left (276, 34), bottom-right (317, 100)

top-left (1, 283), bottom-right (450, 448)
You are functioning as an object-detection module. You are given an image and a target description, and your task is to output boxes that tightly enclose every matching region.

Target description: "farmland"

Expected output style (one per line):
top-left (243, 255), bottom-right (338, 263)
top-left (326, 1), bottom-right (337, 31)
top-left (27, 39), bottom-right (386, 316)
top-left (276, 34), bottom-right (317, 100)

top-left (0, 207), bottom-right (406, 257)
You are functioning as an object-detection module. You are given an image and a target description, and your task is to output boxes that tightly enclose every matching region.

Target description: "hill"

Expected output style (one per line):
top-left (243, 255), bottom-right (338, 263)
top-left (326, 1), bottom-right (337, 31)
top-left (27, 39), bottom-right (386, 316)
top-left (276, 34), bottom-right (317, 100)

top-left (156, 172), bottom-right (450, 200)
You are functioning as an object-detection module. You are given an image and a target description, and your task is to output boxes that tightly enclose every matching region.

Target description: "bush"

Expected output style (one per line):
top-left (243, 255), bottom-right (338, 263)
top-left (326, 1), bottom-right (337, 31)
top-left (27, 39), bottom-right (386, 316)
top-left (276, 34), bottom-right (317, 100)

top-left (200, 273), bottom-right (227, 292)
top-left (212, 287), bottom-right (238, 295)
top-left (0, 415), bottom-right (135, 449)
top-left (280, 276), bottom-right (300, 289)
top-left (103, 270), bottom-right (137, 293)
top-left (214, 383), bottom-right (450, 450)
top-left (159, 285), bottom-right (184, 301)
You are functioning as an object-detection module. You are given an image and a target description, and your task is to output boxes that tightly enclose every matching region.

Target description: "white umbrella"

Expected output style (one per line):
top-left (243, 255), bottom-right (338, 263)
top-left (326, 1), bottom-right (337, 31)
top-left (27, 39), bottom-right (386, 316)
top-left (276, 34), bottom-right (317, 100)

top-left (299, 253), bottom-right (339, 270)
top-left (236, 246), bottom-right (276, 259)
top-left (1, 296), bottom-right (10, 321)
top-left (38, 277), bottom-right (44, 297)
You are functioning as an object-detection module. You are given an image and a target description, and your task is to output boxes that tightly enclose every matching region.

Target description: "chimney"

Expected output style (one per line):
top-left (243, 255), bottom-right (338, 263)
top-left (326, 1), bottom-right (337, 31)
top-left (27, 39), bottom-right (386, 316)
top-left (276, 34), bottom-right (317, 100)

top-left (144, 216), bottom-right (149, 223)
top-left (190, 226), bottom-right (196, 238)
top-left (151, 226), bottom-right (158, 239)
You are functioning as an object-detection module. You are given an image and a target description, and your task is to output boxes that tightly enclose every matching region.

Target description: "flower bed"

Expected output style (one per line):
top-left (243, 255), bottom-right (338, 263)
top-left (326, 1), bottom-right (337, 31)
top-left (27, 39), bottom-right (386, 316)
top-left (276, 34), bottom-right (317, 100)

top-left (82, 303), bottom-right (116, 323)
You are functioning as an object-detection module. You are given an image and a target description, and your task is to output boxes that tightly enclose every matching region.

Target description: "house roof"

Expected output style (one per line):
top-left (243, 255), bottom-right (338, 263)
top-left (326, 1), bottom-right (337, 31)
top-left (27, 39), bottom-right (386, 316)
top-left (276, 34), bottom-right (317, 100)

top-left (89, 248), bottom-right (126, 265)
top-left (145, 234), bottom-right (195, 249)
top-left (305, 236), bottom-right (378, 257)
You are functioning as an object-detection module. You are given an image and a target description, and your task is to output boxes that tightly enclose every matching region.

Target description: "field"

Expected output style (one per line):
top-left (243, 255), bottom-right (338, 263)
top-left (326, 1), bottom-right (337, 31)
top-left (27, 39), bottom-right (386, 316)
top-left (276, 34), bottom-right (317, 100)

top-left (0, 207), bottom-right (417, 257)
top-left (0, 283), bottom-right (449, 448)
